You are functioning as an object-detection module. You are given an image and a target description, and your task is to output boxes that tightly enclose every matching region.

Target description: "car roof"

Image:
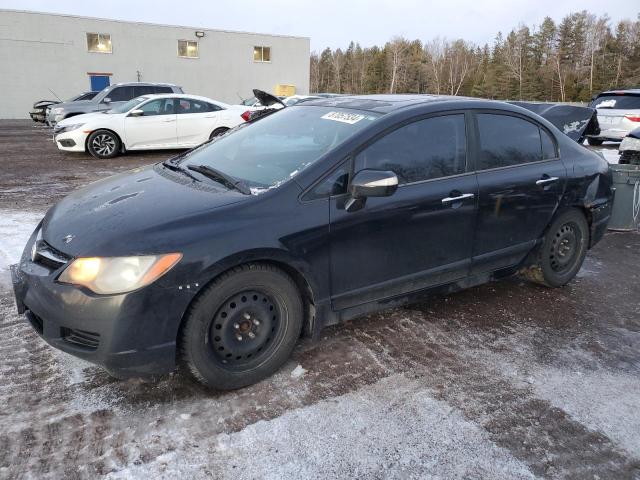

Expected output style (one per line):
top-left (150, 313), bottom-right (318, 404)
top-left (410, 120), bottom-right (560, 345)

top-left (137, 93), bottom-right (222, 103)
top-left (298, 94), bottom-right (503, 114)
top-left (110, 82), bottom-right (180, 87)
top-left (597, 88), bottom-right (640, 96)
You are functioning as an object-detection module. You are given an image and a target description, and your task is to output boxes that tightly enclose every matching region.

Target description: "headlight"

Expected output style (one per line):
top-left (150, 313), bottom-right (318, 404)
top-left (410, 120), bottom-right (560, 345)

top-left (51, 107), bottom-right (64, 114)
top-left (56, 123), bottom-right (85, 134)
top-left (58, 254), bottom-right (182, 295)
top-left (619, 136), bottom-right (640, 152)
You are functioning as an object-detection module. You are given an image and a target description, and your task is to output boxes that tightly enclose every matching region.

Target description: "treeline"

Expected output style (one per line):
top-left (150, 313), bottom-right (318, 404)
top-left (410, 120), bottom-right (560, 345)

top-left (310, 11), bottom-right (640, 102)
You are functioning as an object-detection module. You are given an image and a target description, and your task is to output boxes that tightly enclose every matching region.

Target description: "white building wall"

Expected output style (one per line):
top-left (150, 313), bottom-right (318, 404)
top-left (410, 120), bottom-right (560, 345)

top-left (0, 10), bottom-right (310, 118)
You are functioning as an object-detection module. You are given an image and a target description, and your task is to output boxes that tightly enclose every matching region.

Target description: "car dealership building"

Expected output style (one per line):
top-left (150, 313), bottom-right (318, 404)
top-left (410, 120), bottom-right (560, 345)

top-left (0, 9), bottom-right (310, 118)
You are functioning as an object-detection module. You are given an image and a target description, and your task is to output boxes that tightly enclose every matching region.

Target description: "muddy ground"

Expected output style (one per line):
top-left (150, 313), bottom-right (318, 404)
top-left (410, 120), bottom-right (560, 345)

top-left (0, 120), bottom-right (638, 479)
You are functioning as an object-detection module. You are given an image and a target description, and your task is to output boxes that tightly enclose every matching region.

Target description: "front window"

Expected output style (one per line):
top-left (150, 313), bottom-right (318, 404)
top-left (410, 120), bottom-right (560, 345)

top-left (108, 97), bottom-right (149, 114)
top-left (86, 33), bottom-right (112, 53)
top-left (254, 46), bottom-right (271, 62)
top-left (179, 106), bottom-right (380, 193)
top-left (178, 40), bottom-right (199, 58)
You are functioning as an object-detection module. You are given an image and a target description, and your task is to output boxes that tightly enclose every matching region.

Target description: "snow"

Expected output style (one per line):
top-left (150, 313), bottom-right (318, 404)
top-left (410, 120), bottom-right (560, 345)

top-left (0, 209), bottom-right (43, 289)
top-left (105, 375), bottom-right (536, 480)
top-left (290, 364), bottom-right (307, 378)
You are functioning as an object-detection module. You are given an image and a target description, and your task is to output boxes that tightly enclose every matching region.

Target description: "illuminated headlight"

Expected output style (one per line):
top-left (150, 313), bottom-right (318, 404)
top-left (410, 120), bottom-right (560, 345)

top-left (51, 107), bottom-right (64, 114)
top-left (58, 254), bottom-right (182, 295)
top-left (619, 136), bottom-right (640, 152)
top-left (56, 123), bottom-right (85, 134)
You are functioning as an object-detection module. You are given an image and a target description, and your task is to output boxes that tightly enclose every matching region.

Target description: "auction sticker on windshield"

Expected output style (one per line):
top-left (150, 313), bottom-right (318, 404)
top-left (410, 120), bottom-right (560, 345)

top-left (321, 111), bottom-right (365, 124)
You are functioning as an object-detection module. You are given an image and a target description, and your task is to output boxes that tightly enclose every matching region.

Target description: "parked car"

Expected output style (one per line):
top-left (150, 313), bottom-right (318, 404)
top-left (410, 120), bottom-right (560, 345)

top-left (12, 95), bottom-right (613, 390)
top-left (53, 94), bottom-right (251, 158)
top-left (47, 82), bottom-right (183, 125)
top-left (619, 126), bottom-right (640, 165)
top-left (29, 91), bottom-right (98, 123)
top-left (586, 89), bottom-right (640, 145)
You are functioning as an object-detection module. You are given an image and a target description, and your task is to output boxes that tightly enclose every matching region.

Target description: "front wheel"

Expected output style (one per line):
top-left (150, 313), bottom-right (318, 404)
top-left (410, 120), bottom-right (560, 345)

top-left (87, 130), bottom-right (121, 159)
top-left (180, 263), bottom-right (303, 390)
top-left (521, 209), bottom-right (589, 287)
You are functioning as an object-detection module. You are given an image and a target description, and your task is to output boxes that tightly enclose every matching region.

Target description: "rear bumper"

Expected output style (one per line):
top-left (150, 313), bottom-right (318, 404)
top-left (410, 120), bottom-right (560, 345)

top-left (589, 197), bottom-right (614, 247)
top-left (10, 234), bottom-right (195, 377)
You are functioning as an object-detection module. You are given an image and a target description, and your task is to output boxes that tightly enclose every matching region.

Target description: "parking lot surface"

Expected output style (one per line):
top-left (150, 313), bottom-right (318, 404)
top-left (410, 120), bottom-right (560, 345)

top-left (1, 120), bottom-right (639, 479)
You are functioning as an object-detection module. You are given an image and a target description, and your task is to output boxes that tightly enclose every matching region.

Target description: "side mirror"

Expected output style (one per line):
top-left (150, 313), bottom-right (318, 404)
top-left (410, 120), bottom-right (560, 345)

top-left (129, 109), bottom-right (144, 117)
top-left (103, 97), bottom-right (112, 104)
top-left (345, 169), bottom-right (398, 212)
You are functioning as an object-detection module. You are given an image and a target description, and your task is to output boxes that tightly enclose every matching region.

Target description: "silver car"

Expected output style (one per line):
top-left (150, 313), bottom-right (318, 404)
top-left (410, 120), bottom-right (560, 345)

top-left (587, 89), bottom-right (640, 145)
top-left (47, 82), bottom-right (183, 125)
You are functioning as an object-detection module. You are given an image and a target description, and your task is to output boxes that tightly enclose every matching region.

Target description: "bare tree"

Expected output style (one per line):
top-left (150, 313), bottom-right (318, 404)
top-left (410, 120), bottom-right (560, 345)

top-left (387, 37), bottom-right (408, 93)
top-left (425, 37), bottom-right (446, 94)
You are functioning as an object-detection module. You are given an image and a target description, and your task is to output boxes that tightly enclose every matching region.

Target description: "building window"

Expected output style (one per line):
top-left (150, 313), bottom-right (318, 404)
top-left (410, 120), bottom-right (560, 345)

top-left (254, 46), bottom-right (271, 62)
top-left (86, 33), bottom-right (112, 53)
top-left (178, 40), bottom-right (199, 58)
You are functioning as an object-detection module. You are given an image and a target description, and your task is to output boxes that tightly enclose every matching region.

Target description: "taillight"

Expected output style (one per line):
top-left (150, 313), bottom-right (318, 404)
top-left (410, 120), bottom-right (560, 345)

top-left (624, 114), bottom-right (640, 122)
top-left (241, 111), bottom-right (252, 122)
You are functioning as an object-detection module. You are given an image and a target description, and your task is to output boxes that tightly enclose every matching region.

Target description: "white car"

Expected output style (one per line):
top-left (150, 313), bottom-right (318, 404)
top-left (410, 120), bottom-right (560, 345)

top-left (53, 94), bottom-right (252, 159)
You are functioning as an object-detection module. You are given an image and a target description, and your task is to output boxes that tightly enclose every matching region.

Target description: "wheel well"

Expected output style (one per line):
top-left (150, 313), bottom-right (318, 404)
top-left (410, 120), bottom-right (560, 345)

top-left (175, 259), bottom-right (316, 364)
top-left (84, 128), bottom-right (123, 152)
top-left (210, 127), bottom-right (229, 138)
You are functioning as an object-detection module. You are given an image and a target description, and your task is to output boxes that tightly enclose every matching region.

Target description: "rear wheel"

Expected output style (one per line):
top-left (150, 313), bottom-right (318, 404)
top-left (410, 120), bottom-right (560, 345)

top-left (521, 209), bottom-right (589, 287)
top-left (180, 263), bottom-right (303, 390)
top-left (209, 127), bottom-right (229, 140)
top-left (87, 130), bottom-right (121, 159)
top-left (587, 137), bottom-right (603, 146)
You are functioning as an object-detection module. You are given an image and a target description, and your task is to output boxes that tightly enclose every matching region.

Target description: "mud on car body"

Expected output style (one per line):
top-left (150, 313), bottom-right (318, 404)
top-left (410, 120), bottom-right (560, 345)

top-left (12, 95), bottom-right (614, 390)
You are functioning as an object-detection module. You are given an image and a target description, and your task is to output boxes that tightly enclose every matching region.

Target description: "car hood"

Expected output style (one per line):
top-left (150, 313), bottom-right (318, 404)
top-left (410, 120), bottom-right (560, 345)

top-left (57, 111), bottom-right (113, 126)
top-left (509, 102), bottom-right (598, 143)
top-left (54, 99), bottom-right (97, 111)
top-left (42, 164), bottom-right (248, 257)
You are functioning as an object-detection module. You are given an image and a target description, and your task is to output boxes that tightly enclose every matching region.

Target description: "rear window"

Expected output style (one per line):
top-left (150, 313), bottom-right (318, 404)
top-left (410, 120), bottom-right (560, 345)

top-left (477, 114), bottom-right (543, 169)
top-left (591, 94), bottom-right (640, 110)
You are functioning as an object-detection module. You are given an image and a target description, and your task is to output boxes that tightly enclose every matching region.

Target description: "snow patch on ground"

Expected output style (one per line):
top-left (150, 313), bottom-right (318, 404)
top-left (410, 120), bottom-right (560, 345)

top-left (0, 209), bottom-right (43, 289)
top-left (107, 375), bottom-right (536, 480)
top-left (531, 368), bottom-right (640, 457)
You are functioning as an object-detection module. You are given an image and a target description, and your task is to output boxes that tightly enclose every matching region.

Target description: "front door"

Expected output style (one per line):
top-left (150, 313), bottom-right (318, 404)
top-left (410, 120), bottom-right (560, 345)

top-left (471, 112), bottom-right (567, 273)
top-left (329, 113), bottom-right (478, 310)
top-left (124, 98), bottom-right (177, 148)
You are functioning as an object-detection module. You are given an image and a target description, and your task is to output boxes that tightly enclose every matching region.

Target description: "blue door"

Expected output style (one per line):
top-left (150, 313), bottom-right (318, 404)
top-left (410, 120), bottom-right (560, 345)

top-left (90, 75), bottom-right (110, 91)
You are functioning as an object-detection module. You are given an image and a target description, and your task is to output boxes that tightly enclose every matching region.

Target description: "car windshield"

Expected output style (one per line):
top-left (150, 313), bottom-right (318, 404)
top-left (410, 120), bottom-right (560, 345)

top-left (591, 94), bottom-right (640, 110)
top-left (179, 106), bottom-right (380, 193)
top-left (108, 96), bottom-right (149, 114)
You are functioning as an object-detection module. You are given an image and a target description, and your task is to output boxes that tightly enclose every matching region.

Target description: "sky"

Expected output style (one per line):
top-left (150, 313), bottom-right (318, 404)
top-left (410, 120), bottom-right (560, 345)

top-left (0, 0), bottom-right (637, 51)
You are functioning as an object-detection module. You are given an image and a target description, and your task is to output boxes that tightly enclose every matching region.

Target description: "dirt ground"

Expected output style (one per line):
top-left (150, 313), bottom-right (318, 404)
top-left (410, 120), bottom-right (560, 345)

top-left (0, 120), bottom-right (639, 479)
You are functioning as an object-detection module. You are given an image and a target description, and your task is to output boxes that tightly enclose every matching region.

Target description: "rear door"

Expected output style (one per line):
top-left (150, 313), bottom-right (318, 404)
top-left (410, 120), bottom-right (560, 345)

top-left (328, 112), bottom-right (478, 310)
top-left (124, 98), bottom-right (177, 148)
top-left (471, 112), bottom-right (566, 273)
top-left (176, 99), bottom-right (222, 146)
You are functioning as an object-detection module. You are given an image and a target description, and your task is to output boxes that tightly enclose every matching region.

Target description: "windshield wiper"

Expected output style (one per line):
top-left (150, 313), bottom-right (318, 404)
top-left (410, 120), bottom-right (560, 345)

top-left (187, 164), bottom-right (251, 195)
top-left (161, 159), bottom-right (201, 182)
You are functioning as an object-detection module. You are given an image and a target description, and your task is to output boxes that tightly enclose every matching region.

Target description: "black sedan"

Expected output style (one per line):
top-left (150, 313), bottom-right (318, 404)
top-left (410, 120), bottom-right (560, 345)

top-left (12, 95), bottom-right (613, 389)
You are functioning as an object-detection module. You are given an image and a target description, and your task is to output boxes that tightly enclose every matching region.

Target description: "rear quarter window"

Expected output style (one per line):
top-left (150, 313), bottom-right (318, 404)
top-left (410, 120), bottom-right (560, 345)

top-left (476, 113), bottom-right (543, 170)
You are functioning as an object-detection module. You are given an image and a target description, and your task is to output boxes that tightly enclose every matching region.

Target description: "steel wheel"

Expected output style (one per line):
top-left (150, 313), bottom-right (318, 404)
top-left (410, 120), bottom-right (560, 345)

top-left (209, 290), bottom-right (282, 370)
top-left (549, 222), bottom-right (580, 274)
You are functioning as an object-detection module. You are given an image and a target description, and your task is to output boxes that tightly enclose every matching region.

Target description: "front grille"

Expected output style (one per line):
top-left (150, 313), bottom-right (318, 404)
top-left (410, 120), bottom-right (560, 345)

top-left (33, 240), bottom-right (71, 270)
top-left (61, 328), bottom-right (100, 350)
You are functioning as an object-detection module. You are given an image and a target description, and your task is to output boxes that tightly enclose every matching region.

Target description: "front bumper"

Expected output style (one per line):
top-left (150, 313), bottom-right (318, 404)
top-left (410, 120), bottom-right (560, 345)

top-left (11, 233), bottom-right (195, 377)
top-left (54, 129), bottom-right (88, 152)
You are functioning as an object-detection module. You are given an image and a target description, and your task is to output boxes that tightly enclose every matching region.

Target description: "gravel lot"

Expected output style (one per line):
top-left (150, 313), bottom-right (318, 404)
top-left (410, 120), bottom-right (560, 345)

top-left (1, 120), bottom-right (639, 479)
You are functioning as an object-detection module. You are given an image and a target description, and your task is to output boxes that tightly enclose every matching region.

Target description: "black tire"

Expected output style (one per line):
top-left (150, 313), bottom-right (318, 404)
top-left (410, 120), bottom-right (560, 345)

top-left (180, 263), bottom-right (303, 390)
top-left (522, 209), bottom-right (589, 288)
top-left (587, 137), bottom-right (603, 146)
top-left (87, 129), bottom-right (121, 159)
top-left (209, 127), bottom-right (229, 140)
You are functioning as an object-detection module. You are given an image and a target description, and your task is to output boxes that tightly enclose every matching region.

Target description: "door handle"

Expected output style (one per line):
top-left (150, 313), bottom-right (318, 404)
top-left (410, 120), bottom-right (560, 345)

top-left (536, 176), bottom-right (559, 186)
top-left (441, 193), bottom-right (474, 204)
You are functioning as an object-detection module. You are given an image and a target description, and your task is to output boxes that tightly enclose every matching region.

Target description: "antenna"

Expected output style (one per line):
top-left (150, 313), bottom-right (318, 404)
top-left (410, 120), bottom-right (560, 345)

top-left (48, 88), bottom-right (62, 101)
